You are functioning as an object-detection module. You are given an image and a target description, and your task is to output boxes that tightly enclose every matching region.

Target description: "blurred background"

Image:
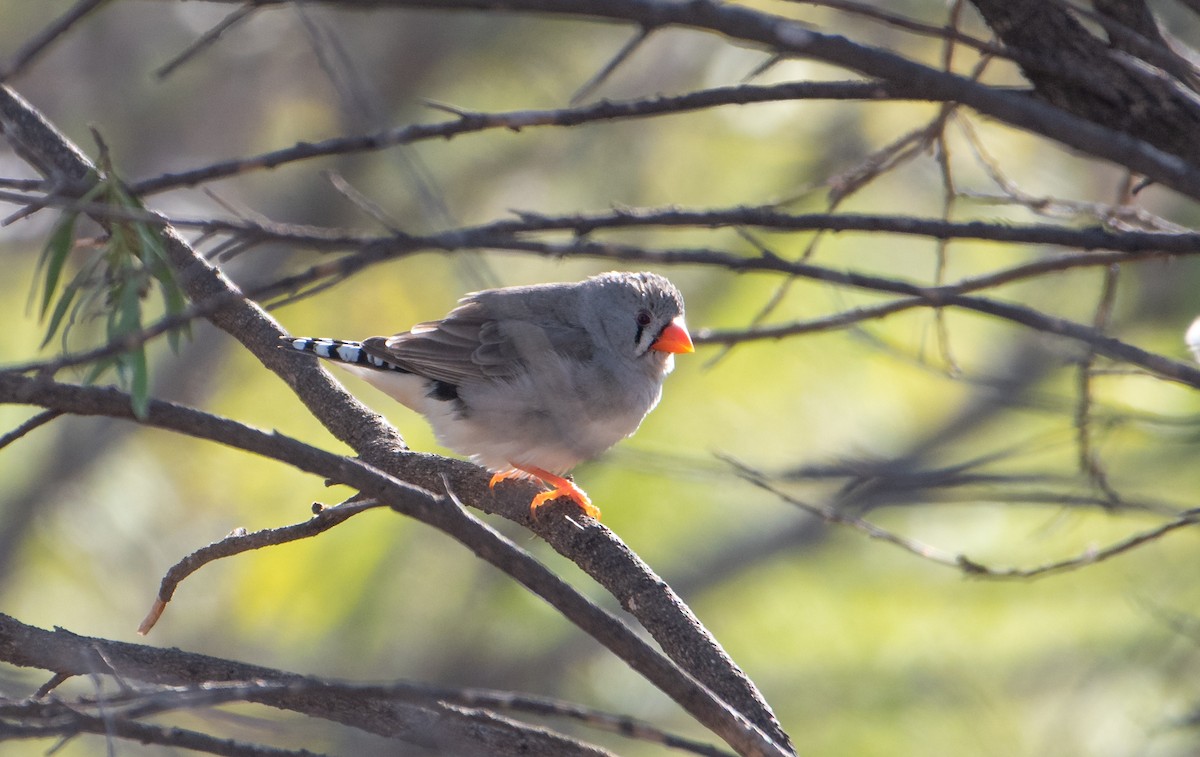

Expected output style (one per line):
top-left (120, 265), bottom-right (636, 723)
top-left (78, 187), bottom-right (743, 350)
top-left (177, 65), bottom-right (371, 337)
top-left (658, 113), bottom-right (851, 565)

top-left (4, 1), bottom-right (1200, 755)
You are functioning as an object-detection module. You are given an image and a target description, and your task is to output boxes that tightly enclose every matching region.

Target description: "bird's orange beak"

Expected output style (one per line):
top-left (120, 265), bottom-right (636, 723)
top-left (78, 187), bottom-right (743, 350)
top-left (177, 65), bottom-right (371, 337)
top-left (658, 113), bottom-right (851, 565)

top-left (651, 317), bottom-right (694, 354)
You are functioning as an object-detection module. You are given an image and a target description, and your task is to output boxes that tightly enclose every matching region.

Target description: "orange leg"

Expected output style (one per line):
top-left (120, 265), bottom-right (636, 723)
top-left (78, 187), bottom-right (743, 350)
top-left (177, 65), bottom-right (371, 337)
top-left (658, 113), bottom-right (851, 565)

top-left (489, 465), bottom-right (600, 520)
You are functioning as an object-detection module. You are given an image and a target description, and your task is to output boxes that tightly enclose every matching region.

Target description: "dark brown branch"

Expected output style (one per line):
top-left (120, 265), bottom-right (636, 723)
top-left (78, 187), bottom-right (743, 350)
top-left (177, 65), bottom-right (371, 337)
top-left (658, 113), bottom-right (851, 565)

top-left (483, 207), bottom-right (1200, 251)
top-left (9, 185), bottom-right (1197, 399)
top-left (7, 199), bottom-right (1197, 395)
top-left (404, 235), bottom-right (1200, 389)
top-left (1070, 0), bottom-right (1200, 93)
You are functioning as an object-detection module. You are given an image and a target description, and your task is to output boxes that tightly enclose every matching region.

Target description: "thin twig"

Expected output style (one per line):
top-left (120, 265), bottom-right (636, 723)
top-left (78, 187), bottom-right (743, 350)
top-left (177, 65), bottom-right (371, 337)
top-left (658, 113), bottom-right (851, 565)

top-left (571, 26), bottom-right (653, 104)
top-left (728, 456), bottom-right (1200, 579)
top-left (0, 409), bottom-right (62, 452)
top-left (127, 80), bottom-right (931, 197)
top-left (0, 0), bottom-right (111, 81)
top-left (1074, 262), bottom-right (1122, 504)
top-left (0, 703), bottom-right (328, 757)
top-left (138, 499), bottom-right (388, 634)
top-left (155, 4), bottom-right (258, 79)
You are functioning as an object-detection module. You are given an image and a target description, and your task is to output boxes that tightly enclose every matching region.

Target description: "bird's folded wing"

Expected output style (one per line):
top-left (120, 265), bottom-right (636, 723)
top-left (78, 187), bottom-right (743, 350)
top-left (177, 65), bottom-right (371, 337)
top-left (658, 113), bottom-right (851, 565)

top-left (360, 298), bottom-right (591, 386)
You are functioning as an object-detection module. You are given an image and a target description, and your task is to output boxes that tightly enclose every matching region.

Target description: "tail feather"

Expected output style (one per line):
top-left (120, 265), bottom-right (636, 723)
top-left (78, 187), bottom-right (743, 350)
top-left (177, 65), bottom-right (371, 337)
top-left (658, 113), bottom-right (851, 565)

top-left (280, 336), bottom-right (406, 372)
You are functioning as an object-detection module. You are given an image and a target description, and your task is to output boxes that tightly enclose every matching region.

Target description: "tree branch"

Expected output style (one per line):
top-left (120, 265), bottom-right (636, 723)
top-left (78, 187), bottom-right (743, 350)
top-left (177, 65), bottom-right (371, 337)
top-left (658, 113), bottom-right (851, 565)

top-left (0, 613), bottom-right (611, 757)
top-left (0, 371), bottom-right (786, 757)
top-left (126, 80), bottom-right (933, 196)
top-left (731, 457), bottom-right (1200, 580)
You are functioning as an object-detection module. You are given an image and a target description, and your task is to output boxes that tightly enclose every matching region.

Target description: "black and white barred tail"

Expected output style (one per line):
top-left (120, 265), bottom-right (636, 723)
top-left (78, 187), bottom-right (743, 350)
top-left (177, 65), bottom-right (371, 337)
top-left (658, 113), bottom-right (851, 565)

top-left (281, 336), bottom-right (406, 373)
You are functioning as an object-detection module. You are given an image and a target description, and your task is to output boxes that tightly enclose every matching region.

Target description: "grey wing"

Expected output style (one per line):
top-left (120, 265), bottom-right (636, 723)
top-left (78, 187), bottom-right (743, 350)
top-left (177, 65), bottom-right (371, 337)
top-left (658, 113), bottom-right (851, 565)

top-left (360, 294), bottom-right (592, 386)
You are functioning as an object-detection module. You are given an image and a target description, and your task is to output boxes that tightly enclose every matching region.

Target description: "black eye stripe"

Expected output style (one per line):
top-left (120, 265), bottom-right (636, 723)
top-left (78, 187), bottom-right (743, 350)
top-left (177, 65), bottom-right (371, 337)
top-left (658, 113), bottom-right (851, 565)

top-left (634, 309), bottom-right (652, 344)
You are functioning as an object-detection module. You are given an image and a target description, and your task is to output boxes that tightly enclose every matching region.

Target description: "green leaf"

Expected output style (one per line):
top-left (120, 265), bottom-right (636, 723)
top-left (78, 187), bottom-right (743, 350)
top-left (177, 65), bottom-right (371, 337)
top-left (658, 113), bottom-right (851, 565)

top-left (134, 219), bottom-right (190, 353)
top-left (35, 212), bottom-right (79, 320)
top-left (40, 281), bottom-right (79, 349)
top-left (31, 169), bottom-right (191, 402)
top-left (124, 345), bottom-right (150, 420)
top-left (134, 218), bottom-right (166, 263)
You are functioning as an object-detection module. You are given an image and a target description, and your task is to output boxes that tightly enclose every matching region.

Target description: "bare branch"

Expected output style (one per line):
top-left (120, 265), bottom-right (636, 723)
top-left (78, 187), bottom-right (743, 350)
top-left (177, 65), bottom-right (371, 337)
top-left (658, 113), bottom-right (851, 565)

top-left (1073, 263), bottom-right (1122, 504)
top-left (0, 409), bottom-right (61, 452)
top-left (154, 3), bottom-right (259, 79)
top-left (1, 619), bottom-right (737, 757)
top-left (0, 699), bottom-right (327, 757)
top-left (126, 80), bottom-right (932, 196)
top-left (0, 615), bottom-right (613, 757)
top-left (731, 457), bottom-right (1200, 580)
top-left (138, 499), bottom-right (388, 634)
top-left (570, 26), bottom-right (653, 104)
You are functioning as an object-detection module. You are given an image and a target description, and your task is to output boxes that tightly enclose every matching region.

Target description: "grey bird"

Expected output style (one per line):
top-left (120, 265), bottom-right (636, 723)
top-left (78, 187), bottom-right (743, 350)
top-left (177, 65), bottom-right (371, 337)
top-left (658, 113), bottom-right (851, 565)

top-left (282, 271), bottom-right (694, 519)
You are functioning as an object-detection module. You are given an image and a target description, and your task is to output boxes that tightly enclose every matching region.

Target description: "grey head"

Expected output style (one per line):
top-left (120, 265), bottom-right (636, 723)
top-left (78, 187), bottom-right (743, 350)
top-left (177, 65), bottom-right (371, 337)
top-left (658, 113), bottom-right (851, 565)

top-left (575, 271), bottom-right (688, 365)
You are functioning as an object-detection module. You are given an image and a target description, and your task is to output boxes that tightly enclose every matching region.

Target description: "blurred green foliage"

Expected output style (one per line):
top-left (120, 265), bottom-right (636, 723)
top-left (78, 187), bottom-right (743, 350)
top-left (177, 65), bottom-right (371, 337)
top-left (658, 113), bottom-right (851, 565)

top-left (3, 2), bottom-right (1200, 756)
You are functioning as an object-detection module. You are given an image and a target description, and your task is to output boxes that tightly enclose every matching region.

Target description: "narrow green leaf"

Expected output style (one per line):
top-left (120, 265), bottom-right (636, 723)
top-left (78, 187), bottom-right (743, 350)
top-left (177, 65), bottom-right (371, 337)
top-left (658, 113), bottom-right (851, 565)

top-left (136, 220), bottom-right (191, 354)
top-left (134, 220), bottom-right (167, 264)
top-left (36, 212), bottom-right (79, 318)
top-left (40, 282), bottom-right (79, 349)
top-left (126, 345), bottom-right (150, 420)
top-left (113, 273), bottom-right (143, 338)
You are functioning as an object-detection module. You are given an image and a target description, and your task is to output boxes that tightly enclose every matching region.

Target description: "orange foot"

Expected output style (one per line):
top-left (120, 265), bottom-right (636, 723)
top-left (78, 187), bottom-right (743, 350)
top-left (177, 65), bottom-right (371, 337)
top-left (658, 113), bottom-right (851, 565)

top-left (489, 465), bottom-right (601, 520)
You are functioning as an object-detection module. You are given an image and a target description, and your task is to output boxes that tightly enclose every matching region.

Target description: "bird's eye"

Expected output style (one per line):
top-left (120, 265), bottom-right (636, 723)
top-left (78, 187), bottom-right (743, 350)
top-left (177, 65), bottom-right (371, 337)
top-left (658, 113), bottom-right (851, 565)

top-left (635, 309), bottom-right (653, 327)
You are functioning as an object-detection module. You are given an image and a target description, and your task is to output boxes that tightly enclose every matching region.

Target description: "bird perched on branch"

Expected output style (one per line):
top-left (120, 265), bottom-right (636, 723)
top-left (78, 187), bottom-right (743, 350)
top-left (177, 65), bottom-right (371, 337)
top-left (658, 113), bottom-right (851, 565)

top-left (282, 271), bottom-right (693, 520)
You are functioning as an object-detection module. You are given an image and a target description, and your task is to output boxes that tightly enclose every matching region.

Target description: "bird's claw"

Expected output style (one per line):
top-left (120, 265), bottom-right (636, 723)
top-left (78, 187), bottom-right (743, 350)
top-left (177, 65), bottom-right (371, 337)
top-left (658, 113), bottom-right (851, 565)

top-left (490, 467), bottom-right (601, 520)
top-left (530, 487), bottom-right (601, 520)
